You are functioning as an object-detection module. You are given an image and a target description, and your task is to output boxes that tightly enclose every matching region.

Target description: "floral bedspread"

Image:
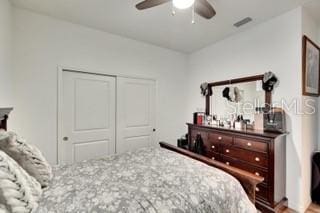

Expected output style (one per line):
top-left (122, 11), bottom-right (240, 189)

top-left (36, 147), bottom-right (256, 213)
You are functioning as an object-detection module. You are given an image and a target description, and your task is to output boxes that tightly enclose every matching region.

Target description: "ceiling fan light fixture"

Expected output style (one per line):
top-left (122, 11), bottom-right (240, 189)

top-left (173, 0), bottom-right (195, 10)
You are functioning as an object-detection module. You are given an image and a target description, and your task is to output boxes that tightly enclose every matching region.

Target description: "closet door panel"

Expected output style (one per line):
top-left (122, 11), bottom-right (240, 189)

top-left (60, 71), bottom-right (116, 164)
top-left (117, 77), bottom-right (156, 153)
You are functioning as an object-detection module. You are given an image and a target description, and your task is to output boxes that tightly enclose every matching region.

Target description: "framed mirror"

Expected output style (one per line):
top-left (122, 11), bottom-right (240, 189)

top-left (205, 75), bottom-right (271, 124)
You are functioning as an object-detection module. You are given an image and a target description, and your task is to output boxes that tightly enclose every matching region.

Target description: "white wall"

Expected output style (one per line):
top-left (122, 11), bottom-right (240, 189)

top-left (11, 8), bottom-right (188, 164)
top-left (301, 7), bottom-right (320, 211)
top-left (318, 26), bottom-right (320, 44)
top-left (186, 8), bottom-right (306, 211)
top-left (0, 0), bottom-right (13, 107)
top-left (9, 4), bottom-right (320, 212)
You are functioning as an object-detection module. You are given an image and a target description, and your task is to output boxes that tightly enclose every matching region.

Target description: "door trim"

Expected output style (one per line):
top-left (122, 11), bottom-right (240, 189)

top-left (57, 66), bottom-right (157, 165)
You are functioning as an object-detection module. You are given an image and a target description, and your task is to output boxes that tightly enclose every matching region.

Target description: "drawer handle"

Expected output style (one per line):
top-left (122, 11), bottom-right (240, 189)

top-left (255, 172), bottom-right (260, 176)
top-left (255, 157), bottom-right (260, 162)
top-left (211, 145), bottom-right (215, 149)
top-left (218, 136), bottom-right (222, 140)
top-left (225, 162), bottom-right (230, 166)
top-left (256, 187), bottom-right (260, 192)
top-left (247, 142), bottom-right (252, 147)
top-left (212, 157), bottom-right (215, 160)
top-left (225, 149), bottom-right (230, 153)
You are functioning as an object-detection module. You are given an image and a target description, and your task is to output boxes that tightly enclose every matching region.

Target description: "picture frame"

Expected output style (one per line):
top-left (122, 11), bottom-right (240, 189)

top-left (302, 35), bottom-right (320, 96)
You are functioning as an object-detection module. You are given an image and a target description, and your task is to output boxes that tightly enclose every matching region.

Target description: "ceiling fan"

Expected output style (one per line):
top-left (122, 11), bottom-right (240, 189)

top-left (136, 0), bottom-right (216, 20)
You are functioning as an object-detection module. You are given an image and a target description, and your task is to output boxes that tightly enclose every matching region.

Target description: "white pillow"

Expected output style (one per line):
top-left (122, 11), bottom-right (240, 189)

top-left (0, 150), bottom-right (42, 213)
top-left (0, 204), bottom-right (9, 213)
top-left (0, 131), bottom-right (52, 188)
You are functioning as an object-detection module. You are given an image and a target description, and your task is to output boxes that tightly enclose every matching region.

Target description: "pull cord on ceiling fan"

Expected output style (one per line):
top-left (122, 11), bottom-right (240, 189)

top-left (136, 0), bottom-right (216, 24)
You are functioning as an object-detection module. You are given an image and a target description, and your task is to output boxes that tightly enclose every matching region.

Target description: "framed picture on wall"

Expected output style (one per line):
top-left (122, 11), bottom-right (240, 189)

top-left (302, 35), bottom-right (320, 96)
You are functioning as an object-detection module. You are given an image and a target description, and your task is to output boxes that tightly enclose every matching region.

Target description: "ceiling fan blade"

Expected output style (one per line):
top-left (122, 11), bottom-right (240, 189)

top-left (136, 0), bottom-right (171, 10)
top-left (194, 0), bottom-right (216, 19)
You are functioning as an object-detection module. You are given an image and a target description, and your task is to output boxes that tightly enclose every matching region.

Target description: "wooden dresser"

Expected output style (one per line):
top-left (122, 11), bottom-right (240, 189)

top-left (188, 123), bottom-right (287, 213)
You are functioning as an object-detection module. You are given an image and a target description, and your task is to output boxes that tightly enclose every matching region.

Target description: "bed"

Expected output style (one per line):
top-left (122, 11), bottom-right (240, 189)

top-left (36, 147), bottom-right (257, 213)
top-left (0, 108), bottom-right (262, 213)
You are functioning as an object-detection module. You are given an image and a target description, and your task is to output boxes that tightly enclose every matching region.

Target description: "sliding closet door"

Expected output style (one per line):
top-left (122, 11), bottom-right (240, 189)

top-left (116, 77), bottom-right (156, 154)
top-left (60, 71), bottom-right (116, 164)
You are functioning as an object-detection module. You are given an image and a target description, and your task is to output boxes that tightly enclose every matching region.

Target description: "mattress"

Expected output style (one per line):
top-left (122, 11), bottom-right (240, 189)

top-left (36, 147), bottom-right (256, 213)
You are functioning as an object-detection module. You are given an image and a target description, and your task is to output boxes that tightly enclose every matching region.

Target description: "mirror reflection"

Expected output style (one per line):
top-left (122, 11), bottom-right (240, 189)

top-left (210, 80), bottom-right (265, 123)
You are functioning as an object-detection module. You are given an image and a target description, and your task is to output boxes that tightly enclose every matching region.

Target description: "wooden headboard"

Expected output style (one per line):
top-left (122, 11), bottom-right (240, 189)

top-left (0, 108), bottom-right (13, 130)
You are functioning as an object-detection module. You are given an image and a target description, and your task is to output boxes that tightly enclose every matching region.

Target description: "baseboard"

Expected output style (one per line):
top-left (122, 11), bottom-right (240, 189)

top-left (256, 198), bottom-right (287, 213)
top-left (288, 199), bottom-right (310, 213)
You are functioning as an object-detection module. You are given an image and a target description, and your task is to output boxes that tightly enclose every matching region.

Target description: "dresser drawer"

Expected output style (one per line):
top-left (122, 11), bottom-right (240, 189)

top-left (255, 185), bottom-right (269, 202)
top-left (190, 129), bottom-right (208, 149)
top-left (191, 137), bottom-right (212, 154)
top-left (208, 142), bottom-right (220, 152)
top-left (221, 155), bottom-right (268, 185)
top-left (220, 154), bottom-right (236, 167)
top-left (222, 146), bottom-right (268, 168)
top-left (208, 132), bottom-right (233, 145)
top-left (206, 151), bottom-right (221, 161)
top-left (234, 137), bottom-right (268, 153)
top-left (191, 129), bottom-right (208, 141)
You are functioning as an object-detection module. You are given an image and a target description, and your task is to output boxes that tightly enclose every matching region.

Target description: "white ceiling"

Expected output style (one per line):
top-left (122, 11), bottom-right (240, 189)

top-left (11, 0), bottom-right (312, 53)
top-left (303, 0), bottom-right (320, 24)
